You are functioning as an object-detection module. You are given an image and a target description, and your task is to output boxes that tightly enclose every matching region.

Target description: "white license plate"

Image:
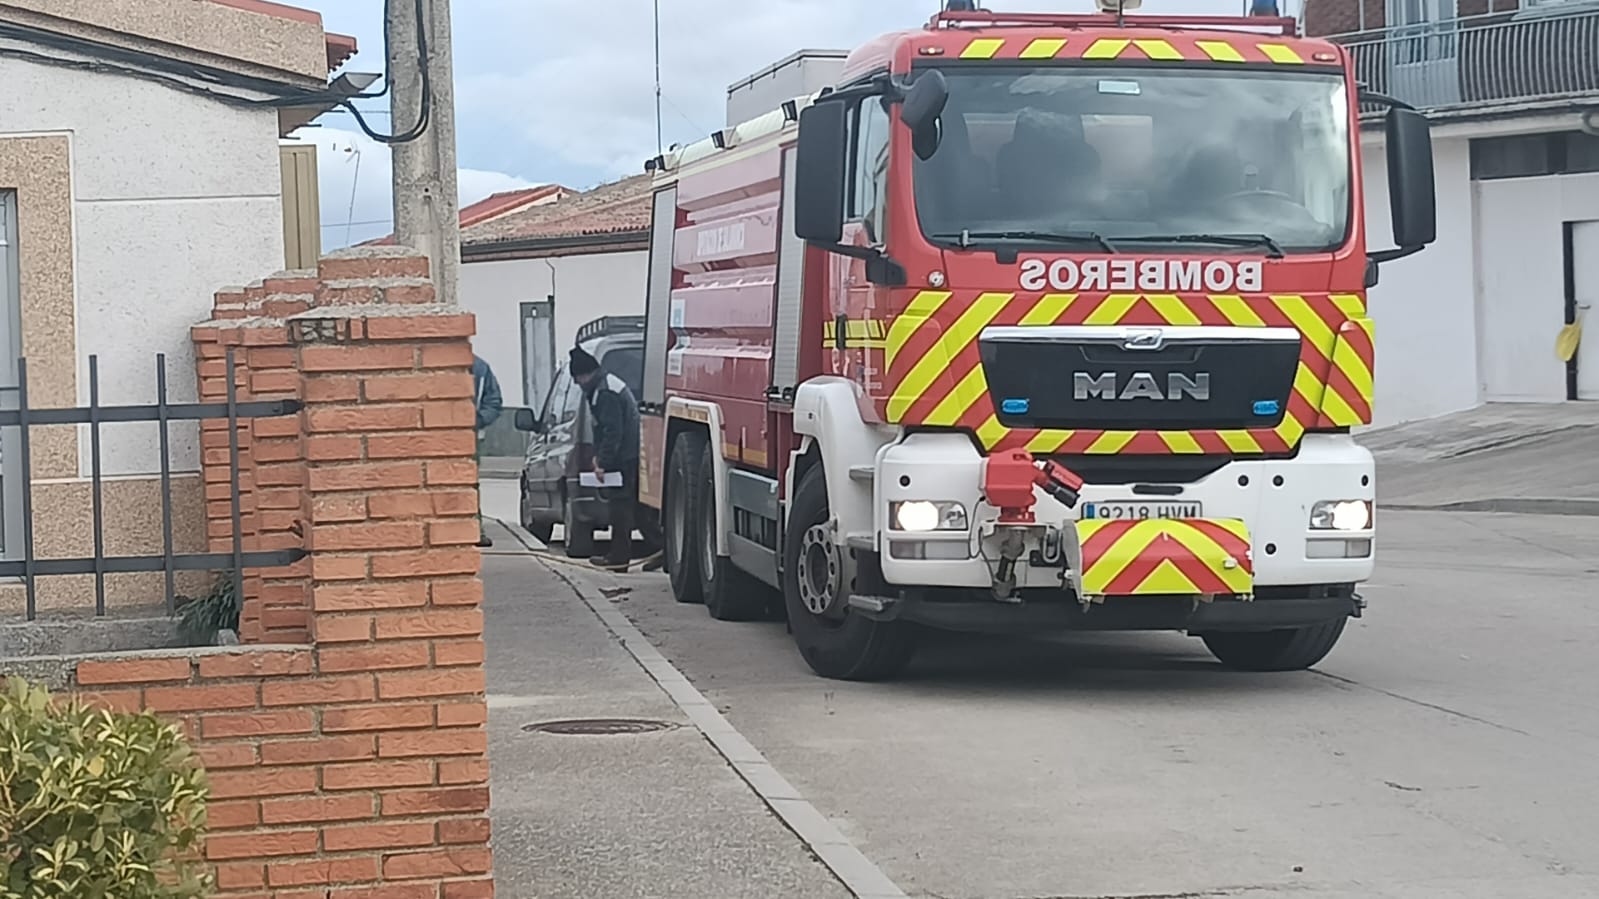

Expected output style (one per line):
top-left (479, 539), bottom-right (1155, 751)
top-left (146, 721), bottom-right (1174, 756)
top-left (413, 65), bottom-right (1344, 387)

top-left (1079, 501), bottom-right (1202, 521)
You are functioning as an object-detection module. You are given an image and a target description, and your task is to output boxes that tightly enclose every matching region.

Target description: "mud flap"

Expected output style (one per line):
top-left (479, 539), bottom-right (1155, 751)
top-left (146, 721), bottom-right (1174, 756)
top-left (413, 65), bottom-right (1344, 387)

top-left (1074, 518), bottom-right (1254, 598)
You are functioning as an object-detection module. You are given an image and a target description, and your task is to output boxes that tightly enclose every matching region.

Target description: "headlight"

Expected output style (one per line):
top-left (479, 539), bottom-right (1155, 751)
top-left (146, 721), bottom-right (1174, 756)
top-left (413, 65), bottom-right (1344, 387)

top-left (1310, 500), bottom-right (1372, 531)
top-left (891, 501), bottom-right (969, 532)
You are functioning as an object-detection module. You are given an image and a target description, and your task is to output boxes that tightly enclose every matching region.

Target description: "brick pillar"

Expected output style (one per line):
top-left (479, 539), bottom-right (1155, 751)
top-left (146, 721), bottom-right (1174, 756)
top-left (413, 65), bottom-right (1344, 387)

top-left (193, 271), bottom-right (318, 644)
top-left (292, 253), bottom-right (494, 895)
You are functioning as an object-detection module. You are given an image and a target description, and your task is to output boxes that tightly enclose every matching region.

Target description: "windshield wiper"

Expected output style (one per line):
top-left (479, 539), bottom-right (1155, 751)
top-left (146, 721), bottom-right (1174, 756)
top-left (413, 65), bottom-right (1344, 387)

top-left (1116, 233), bottom-right (1285, 258)
top-left (933, 229), bottom-right (1117, 254)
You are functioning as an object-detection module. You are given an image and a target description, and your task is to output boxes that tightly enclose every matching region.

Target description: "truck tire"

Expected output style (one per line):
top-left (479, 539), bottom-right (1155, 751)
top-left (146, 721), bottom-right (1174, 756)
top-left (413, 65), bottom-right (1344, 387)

top-left (697, 448), bottom-right (772, 622)
top-left (1201, 619), bottom-right (1347, 672)
top-left (563, 495), bottom-right (595, 559)
top-left (783, 464), bottom-right (917, 681)
top-left (665, 431), bottom-right (705, 604)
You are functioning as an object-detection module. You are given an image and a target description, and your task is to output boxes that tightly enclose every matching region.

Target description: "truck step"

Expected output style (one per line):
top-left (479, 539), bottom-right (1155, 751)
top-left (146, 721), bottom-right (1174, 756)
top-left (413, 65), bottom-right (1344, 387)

top-left (845, 533), bottom-right (876, 551)
top-left (847, 595), bottom-right (894, 613)
top-left (848, 465), bottom-right (875, 483)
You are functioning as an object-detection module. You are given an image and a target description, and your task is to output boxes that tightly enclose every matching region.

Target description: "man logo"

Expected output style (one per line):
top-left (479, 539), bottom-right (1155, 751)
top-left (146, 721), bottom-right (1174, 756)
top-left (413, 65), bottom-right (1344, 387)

top-left (1074, 372), bottom-right (1212, 402)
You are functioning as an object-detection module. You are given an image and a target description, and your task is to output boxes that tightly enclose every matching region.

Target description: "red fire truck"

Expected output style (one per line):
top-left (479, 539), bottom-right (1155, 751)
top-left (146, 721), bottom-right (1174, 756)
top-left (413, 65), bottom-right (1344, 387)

top-left (635, 1), bottom-right (1436, 681)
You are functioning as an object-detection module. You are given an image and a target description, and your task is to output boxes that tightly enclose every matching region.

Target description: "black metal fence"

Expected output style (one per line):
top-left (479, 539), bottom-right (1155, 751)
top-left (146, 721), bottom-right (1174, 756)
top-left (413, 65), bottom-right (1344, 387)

top-left (0, 349), bottom-right (306, 621)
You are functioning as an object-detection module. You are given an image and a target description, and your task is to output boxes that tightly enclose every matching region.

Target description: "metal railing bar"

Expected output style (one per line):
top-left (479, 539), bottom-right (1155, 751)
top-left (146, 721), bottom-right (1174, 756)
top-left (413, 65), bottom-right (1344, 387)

top-left (157, 354), bottom-right (176, 615)
top-left (16, 359), bottom-right (35, 621)
top-left (0, 548), bottom-right (307, 578)
top-left (88, 355), bottom-right (106, 616)
top-left (0, 399), bottom-right (300, 427)
top-left (225, 348), bottom-right (245, 614)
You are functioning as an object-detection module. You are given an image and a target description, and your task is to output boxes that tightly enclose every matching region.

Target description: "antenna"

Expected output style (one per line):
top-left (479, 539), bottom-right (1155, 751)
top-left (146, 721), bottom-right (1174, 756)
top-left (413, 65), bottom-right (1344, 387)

top-left (653, 0), bottom-right (664, 155)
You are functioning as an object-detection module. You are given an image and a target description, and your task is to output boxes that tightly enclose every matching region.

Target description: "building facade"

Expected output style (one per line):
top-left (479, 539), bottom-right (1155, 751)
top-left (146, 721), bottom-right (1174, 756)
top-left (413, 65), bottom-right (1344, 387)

top-left (1306, 0), bottom-right (1599, 423)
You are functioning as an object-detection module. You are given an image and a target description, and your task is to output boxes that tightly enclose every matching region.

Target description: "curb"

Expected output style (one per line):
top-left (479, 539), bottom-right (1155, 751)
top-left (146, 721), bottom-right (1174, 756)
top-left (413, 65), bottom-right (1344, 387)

top-left (1382, 497), bottom-right (1599, 517)
top-left (534, 551), bottom-right (908, 899)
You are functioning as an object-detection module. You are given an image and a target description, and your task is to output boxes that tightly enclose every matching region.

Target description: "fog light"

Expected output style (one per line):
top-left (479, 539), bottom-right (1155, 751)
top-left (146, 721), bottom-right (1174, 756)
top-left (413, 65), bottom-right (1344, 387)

top-left (892, 501), bottom-right (968, 532)
top-left (1306, 538), bottom-right (1373, 559)
top-left (889, 540), bottom-right (971, 560)
top-left (1310, 500), bottom-right (1372, 531)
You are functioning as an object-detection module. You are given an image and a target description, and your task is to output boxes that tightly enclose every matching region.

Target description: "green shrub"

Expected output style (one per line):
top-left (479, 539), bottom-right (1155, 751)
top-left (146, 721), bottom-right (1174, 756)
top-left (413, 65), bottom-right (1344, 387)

top-left (177, 574), bottom-right (238, 647)
top-left (0, 677), bottom-right (212, 898)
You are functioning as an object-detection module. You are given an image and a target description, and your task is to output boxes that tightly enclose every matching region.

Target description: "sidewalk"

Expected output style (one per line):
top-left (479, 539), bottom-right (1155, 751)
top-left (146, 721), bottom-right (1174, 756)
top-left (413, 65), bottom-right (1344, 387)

top-left (479, 518), bottom-right (854, 899)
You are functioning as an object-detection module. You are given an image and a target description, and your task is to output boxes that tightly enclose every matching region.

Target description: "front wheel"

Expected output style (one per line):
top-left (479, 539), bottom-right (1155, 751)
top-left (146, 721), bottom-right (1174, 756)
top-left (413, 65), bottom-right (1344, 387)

top-left (783, 464), bottom-right (917, 681)
top-left (1201, 619), bottom-right (1347, 672)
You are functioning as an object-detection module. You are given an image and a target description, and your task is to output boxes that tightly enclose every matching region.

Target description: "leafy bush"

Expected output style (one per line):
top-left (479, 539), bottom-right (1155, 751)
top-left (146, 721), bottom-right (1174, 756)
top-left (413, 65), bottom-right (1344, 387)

top-left (0, 677), bottom-right (212, 898)
top-left (177, 574), bottom-right (238, 647)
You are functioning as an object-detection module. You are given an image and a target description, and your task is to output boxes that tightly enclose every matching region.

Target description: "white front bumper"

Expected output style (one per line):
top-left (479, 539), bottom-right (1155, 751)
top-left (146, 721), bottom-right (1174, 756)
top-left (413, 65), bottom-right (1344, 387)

top-left (873, 432), bottom-right (1375, 591)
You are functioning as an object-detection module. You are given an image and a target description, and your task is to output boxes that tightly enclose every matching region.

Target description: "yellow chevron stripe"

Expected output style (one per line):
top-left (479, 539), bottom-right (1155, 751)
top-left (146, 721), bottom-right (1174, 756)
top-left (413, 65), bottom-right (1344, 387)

top-left (1196, 39), bottom-right (1246, 63)
top-left (1332, 319), bottom-right (1376, 401)
top-left (962, 38), bottom-right (1005, 59)
top-left (1293, 360), bottom-right (1327, 406)
top-left (1220, 430), bottom-right (1264, 454)
top-left (1319, 382), bottom-right (1363, 427)
top-left (1020, 37), bottom-right (1067, 59)
top-left (1274, 296), bottom-right (1337, 355)
top-left (1161, 431), bottom-right (1203, 454)
top-left (885, 290), bottom-right (952, 369)
top-left (1027, 430), bottom-right (1071, 454)
top-left (1084, 38), bottom-right (1130, 59)
top-left (888, 292), bottom-right (1011, 421)
top-left (1133, 38), bottom-right (1183, 60)
top-left (1087, 432), bottom-right (1134, 454)
top-left (1209, 294), bottom-right (1265, 327)
top-left (977, 415), bottom-right (1010, 448)
top-left (1146, 294), bottom-right (1201, 326)
top-left (925, 364), bottom-right (989, 427)
top-left (1084, 294), bottom-right (1139, 325)
top-left (1020, 293), bottom-right (1078, 325)
top-left (1330, 293), bottom-right (1366, 317)
top-left (1259, 43), bottom-right (1305, 64)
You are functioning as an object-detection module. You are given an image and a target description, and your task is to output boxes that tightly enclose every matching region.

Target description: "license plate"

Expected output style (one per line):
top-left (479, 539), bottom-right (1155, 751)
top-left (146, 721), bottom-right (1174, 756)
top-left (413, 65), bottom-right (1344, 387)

top-left (1079, 501), bottom-right (1202, 521)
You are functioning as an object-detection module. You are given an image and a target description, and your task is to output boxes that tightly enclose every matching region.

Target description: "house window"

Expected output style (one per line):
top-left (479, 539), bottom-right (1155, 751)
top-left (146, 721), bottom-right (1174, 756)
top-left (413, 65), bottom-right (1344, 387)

top-left (1470, 131), bottom-right (1599, 180)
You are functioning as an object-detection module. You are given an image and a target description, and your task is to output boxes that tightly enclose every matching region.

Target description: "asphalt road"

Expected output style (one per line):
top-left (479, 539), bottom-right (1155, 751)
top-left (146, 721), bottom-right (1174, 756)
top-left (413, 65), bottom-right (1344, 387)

top-left (596, 510), bottom-right (1599, 899)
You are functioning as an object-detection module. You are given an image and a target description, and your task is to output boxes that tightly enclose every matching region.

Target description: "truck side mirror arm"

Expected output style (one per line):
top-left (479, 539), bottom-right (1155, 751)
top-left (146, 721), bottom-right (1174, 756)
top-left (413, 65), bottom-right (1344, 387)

top-left (1360, 89), bottom-right (1436, 272)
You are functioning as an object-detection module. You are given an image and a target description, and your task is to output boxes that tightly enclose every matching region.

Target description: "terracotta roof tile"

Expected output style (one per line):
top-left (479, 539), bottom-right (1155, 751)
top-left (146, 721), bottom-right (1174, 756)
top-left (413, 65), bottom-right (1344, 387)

top-left (364, 184), bottom-right (571, 246)
top-left (462, 174), bottom-right (654, 247)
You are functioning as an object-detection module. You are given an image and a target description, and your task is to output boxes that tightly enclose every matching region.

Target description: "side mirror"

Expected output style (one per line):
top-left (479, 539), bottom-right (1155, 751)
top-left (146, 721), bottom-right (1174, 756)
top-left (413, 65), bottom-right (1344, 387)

top-left (901, 69), bottom-right (948, 161)
top-left (794, 101), bottom-right (848, 245)
top-left (513, 407), bottom-right (543, 434)
top-left (1385, 107), bottom-right (1436, 250)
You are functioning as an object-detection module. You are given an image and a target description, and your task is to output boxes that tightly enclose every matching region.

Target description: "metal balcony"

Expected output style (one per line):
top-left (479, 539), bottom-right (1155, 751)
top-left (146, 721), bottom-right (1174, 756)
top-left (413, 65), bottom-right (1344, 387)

top-left (1330, 6), bottom-right (1599, 114)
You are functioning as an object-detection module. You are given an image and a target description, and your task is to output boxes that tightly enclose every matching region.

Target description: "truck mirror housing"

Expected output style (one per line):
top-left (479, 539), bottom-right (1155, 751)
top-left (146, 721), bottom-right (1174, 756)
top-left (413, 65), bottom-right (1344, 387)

top-left (795, 101), bottom-right (849, 245)
top-left (1385, 107), bottom-right (1436, 251)
top-left (901, 69), bottom-right (948, 161)
top-left (513, 407), bottom-right (542, 434)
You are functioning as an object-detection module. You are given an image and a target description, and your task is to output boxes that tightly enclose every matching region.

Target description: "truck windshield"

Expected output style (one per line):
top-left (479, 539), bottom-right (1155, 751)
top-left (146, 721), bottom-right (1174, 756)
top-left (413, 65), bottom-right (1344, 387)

top-left (912, 66), bottom-right (1351, 255)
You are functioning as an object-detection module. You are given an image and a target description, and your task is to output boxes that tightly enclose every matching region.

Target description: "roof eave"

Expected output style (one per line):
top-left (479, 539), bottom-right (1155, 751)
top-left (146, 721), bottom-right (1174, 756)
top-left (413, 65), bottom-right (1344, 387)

top-left (461, 229), bottom-right (651, 261)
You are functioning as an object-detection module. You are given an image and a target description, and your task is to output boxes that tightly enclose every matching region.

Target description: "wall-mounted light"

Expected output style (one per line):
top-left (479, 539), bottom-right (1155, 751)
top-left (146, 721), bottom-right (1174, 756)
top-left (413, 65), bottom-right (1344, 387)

top-left (781, 99), bottom-right (799, 122)
top-left (711, 130), bottom-right (727, 149)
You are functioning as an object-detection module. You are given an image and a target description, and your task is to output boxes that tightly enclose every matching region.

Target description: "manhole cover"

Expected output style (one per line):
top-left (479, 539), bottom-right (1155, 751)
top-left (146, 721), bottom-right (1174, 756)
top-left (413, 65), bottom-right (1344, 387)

top-left (522, 718), bottom-right (679, 736)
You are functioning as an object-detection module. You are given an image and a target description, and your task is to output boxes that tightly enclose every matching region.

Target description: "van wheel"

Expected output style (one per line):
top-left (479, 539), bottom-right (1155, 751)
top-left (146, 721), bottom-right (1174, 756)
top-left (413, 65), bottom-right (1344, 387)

top-left (698, 448), bottom-right (772, 622)
top-left (665, 431), bottom-right (705, 604)
top-left (1201, 619), bottom-right (1347, 672)
top-left (519, 477), bottom-right (554, 544)
top-left (563, 495), bottom-right (595, 559)
top-left (783, 464), bottom-right (917, 681)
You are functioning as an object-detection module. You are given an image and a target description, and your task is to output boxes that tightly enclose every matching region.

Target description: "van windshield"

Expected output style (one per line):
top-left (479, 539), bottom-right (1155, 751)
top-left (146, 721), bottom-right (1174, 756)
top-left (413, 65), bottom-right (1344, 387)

top-left (912, 66), bottom-right (1351, 254)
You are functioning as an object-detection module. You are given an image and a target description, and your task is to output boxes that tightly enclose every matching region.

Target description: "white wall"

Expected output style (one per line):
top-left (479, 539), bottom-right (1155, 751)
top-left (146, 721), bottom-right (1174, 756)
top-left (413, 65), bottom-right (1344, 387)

top-left (0, 56), bottom-right (287, 476)
top-left (459, 249), bottom-right (649, 408)
top-left (1473, 172), bottom-right (1599, 402)
top-left (1361, 134), bottom-right (1483, 427)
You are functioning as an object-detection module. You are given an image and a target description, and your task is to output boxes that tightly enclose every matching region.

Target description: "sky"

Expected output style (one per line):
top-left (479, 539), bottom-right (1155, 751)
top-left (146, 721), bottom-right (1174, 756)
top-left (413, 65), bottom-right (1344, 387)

top-left (294, 0), bottom-right (1298, 247)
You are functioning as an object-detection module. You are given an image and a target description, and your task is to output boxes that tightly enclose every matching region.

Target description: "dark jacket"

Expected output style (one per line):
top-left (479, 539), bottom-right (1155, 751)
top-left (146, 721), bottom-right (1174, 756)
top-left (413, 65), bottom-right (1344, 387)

top-left (472, 355), bottom-right (503, 433)
top-left (584, 372), bottom-right (640, 472)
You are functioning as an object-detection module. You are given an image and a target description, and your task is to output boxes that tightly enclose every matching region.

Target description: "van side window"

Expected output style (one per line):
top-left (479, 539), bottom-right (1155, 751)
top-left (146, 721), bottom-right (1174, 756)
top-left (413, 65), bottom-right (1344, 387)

top-left (543, 366), bottom-right (572, 429)
top-left (556, 369), bottom-right (584, 426)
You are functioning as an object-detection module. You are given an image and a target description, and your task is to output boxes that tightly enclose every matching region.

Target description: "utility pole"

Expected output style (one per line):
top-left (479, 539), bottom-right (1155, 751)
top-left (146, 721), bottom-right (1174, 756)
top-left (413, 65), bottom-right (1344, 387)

top-left (388, 0), bottom-right (460, 304)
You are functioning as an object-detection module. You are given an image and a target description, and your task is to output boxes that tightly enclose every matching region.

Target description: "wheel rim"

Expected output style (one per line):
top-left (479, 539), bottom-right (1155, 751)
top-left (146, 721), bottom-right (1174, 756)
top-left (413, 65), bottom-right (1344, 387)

top-left (669, 480), bottom-right (688, 564)
top-left (797, 524), bottom-right (843, 618)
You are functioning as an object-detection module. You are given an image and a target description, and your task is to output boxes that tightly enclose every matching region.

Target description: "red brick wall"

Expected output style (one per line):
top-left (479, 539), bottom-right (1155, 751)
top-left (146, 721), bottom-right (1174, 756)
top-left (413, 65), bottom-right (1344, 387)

top-left (66, 247), bottom-right (498, 896)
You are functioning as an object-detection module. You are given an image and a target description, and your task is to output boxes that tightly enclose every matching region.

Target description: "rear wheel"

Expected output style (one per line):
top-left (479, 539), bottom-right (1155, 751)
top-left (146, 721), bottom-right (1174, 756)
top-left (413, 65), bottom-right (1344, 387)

top-left (783, 464), bottom-right (917, 681)
top-left (562, 494), bottom-right (595, 559)
top-left (665, 431), bottom-right (705, 604)
top-left (1201, 619), bottom-right (1347, 672)
top-left (697, 449), bottom-right (772, 622)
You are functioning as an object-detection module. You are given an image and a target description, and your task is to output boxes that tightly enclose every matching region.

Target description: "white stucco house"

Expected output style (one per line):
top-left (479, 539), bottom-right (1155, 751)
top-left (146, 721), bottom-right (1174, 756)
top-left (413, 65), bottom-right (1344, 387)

top-left (1308, 0), bottom-right (1599, 426)
top-left (0, 0), bottom-right (359, 609)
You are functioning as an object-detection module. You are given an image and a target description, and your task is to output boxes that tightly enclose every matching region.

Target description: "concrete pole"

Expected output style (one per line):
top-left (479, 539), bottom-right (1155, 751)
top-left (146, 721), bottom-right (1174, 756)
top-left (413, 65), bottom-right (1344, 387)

top-left (388, 0), bottom-right (461, 304)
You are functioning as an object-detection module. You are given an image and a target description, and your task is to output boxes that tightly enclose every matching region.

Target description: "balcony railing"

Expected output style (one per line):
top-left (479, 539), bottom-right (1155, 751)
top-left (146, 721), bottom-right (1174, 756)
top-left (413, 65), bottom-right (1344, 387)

top-left (1332, 6), bottom-right (1599, 113)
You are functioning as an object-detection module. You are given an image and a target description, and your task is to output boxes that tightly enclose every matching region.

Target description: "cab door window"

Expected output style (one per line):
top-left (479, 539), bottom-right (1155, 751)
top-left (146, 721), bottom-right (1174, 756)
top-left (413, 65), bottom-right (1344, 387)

top-left (542, 366), bottom-right (572, 430)
top-left (848, 97), bottom-right (892, 245)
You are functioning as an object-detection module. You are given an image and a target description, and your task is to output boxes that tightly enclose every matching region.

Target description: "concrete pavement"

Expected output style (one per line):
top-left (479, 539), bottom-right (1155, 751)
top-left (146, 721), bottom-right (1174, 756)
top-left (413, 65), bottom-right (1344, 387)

top-left (602, 509), bottom-right (1599, 898)
top-left (479, 518), bottom-right (852, 899)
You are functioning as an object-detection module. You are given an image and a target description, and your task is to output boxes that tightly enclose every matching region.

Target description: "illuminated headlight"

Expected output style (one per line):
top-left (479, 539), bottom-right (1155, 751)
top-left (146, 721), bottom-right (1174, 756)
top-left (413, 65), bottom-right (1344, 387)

top-left (891, 501), bottom-right (969, 532)
top-left (1310, 500), bottom-right (1372, 531)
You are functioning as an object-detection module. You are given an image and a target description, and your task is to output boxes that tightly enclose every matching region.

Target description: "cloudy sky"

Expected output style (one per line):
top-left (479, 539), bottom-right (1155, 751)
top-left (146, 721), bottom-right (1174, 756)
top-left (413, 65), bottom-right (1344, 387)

top-left (295, 0), bottom-right (1298, 247)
